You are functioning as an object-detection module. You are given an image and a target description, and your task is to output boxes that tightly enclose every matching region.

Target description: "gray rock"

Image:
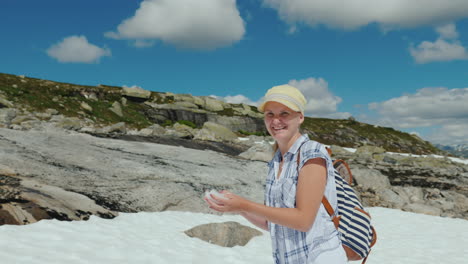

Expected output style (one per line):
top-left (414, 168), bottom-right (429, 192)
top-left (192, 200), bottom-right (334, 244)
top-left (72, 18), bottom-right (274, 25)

top-left (110, 101), bottom-right (123, 117)
top-left (0, 108), bottom-right (17, 124)
top-left (239, 143), bottom-right (273, 162)
top-left (55, 117), bottom-right (82, 130)
top-left (81, 102), bottom-right (93, 112)
top-left (46, 108), bottom-right (59, 115)
top-left (184, 221), bottom-right (263, 247)
top-left (0, 127), bottom-right (266, 215)
top-left (101, 122), bottom-right (126, 134)
top-left (194, 122), bottom-right (238, 142)
top-left (385, 189), bottom-right (408, 207)
top-left (0, 174), bottom-right (116, 225)
top-left (352, 167), bottom-right (391, 190)
top-left (0, 96), bottom-right (14, 108)
top-left (203, 97), bottom-right (224, 112)
top-left (403, 203), bottom-right (442, 216)
top-left (122, 86), bottom-right (151, 99)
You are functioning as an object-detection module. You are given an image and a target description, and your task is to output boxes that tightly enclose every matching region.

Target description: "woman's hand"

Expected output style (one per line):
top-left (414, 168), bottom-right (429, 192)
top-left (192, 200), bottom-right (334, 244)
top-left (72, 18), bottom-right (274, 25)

top-left (204, 191), bottom-right (246, 214)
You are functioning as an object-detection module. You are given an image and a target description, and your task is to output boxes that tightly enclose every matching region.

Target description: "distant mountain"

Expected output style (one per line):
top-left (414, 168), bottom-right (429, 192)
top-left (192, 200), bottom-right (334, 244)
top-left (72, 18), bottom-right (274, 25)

top-left (435, 144), bottom-right (468, 158)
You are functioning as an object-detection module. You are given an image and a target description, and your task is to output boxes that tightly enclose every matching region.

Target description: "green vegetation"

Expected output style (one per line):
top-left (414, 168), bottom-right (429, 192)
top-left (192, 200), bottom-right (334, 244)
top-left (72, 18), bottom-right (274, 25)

top-left (177, 120), bottom-right (197, 129)
top-left (238, 129), bottom-right (268, 137)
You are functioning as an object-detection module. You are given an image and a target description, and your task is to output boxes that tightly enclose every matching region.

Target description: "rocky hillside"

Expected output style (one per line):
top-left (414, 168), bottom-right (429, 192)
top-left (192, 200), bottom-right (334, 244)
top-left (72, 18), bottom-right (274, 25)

top-left (0, 72), bottom-right (467, 226)
top-left (0, 72), bottom-right (443, 155)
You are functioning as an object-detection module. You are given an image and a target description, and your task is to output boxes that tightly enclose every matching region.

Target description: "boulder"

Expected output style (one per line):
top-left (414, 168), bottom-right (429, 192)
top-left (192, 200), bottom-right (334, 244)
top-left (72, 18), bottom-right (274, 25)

top-left (351, 167), bottom-right (391, 190)
top-left (194, 122), bottom-right (238, 142)
top-left (0, 108), bottom-right (17, 125)
top-left (203, 97), bottom-right (224, 112)
top-left (0, 96), bottom-right (14, 108)
top-left (123, 86), bottom-right (151, 99)
top-left (403, 203), bottom-right (442, 216)
top-left (184, 221), bottom-right (263, 247)
top-left (55, 117), bottom-right (83, 130)
top-left (101, 122), bottom-right (126, 134)
top-left (80, 102), bottom-right (93, 112)
top-left (110, 101), bottom-right (123, 117)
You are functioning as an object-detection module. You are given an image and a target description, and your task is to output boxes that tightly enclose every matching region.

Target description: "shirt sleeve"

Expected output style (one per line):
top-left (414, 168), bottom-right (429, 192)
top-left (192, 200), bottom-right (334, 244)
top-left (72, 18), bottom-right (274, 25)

top-left (297, 141), bottom-right (334, 180)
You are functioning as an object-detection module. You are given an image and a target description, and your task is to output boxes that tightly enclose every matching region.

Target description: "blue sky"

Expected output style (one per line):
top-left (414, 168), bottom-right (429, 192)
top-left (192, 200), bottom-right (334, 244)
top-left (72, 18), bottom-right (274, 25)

top-left (1, 0), bottom-right (468, 146)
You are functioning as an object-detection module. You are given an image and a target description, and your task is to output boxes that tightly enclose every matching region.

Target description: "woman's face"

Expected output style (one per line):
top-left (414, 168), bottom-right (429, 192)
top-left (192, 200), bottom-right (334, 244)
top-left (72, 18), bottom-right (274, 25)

top-left (263, 101), bottom-right (304, 142)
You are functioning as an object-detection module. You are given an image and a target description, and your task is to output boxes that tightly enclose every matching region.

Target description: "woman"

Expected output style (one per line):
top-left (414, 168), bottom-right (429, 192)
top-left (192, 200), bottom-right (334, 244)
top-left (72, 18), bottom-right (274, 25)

top-left (204, 84), bottom-right (347, 264)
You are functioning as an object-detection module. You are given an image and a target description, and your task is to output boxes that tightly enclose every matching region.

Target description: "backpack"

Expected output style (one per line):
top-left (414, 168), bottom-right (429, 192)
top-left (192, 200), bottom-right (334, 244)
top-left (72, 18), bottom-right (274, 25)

top-left (299, 146), bottom-right (377, 264)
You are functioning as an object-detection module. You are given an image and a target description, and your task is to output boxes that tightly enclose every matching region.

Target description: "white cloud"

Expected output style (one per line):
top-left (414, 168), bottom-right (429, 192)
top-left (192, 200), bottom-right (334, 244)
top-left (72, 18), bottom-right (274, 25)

top-left (436, 23), bottom-right (459, 39)
top-left (288, 78), bottom-right (351, 118)
top-left (262, 0), bottom-right (468, 30)
top-left (47, 35), bottom-right (111, 63)
top-left (223, 95), bottom-right (258, 105)
top-left (369, 87), bottom-right (468, 144)
top-left (410, 39), bottom-right (468, 63)
top-left (106, 0), bottom-right (245, 50)
top-left (410, 23), bottom-right (468, 63)
top-left (427, 123), bottom-right (468, 145)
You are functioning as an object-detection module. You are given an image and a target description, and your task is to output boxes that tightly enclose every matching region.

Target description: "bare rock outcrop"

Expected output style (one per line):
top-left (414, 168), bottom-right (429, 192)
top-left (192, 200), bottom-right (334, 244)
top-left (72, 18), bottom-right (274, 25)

top-left (0, 173), bottom-right (116, 225)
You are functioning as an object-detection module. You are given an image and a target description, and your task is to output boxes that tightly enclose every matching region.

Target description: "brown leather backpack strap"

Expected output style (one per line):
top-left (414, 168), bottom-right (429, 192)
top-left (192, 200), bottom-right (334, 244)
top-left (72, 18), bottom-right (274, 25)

top-left (321, 196), bottom-right (334, 216)
top-left (322, 196), bottom-right (341, 229)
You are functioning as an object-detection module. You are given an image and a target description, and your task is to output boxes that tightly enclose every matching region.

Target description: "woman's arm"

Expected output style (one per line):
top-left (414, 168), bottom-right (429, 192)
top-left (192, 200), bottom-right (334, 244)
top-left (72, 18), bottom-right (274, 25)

top-left (206, 158), bottom-right (327, 232)
top-left (240, 212), bottom-right (269, 231)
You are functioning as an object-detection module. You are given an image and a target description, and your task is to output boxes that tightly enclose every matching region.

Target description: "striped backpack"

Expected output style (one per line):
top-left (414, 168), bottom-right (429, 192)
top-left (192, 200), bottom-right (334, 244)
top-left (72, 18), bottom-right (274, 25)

top-left (299, 147), bottom-right (377, 263)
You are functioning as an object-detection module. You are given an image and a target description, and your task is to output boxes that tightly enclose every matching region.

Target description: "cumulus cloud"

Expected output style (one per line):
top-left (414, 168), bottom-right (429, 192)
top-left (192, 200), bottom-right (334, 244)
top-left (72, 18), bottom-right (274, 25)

top-left (288, 78), bottom-right (351, 118)
top-left (106, 0), bottom-right (245, 50)
top-left (427, 123), bottom-right (468, 145)
top-left (47, 35), bottom-right (111, 63)
top-left (410, 23), bottom-right (468, 63)
top-left (262, 0), bottom-right (468, 30)
top-left (369, 87), bottom-right (468, 144)
top-left (213, 78), bottom-right (350, 119)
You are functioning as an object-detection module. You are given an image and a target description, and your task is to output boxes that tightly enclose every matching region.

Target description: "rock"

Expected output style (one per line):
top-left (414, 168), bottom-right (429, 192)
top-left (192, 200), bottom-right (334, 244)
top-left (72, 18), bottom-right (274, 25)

top-left (0, 96), bottom-right (14, 108)
top-left (194, 122), bottom-right (238, 142)
top-left (203, 97), bottom-right (224, 112)
top-left (0, 108), bottom-right (17, 124)
top-left (171, 123), bottom-right (195, 138)
top-left (81, 102), bottom-right (93, 112)
top-left (46, 108), bottom-right (59, 115)
top-left (239, 143), bottom-right (273, 162)
top-left (121, 97), bottom-right (127, 106)
top-left (351, 167), bottom-right (391, 190)
top-left (35, 112), bottom-right (53, 120)
top-left (10, 115), bottom-right (36, 125)
top-left (55, 117), bottom-right (82, 130)
top-left (0, 175), bottom-right (117, 225)
top-left (184, 221), bottom-right (263, 247)
top-left (208, 115), bottom-right (265, 134)
top-left (173, 101), bottom-right (199, 109)
top-left (110, 101), bottom-right (123, 117)
top-left (378, 188), bottom-right (407, 208)
top-left (403, 203), bottom-right (442, 216)
top-left (122, 86), bottom-right (151, 99)
top-left (101, 122), bottom-right (126, 134)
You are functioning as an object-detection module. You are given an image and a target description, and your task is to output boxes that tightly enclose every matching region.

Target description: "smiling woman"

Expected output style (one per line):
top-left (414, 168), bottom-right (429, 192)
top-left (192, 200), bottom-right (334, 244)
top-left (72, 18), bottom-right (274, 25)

top-left (204, 84), bottom-right (347, 264)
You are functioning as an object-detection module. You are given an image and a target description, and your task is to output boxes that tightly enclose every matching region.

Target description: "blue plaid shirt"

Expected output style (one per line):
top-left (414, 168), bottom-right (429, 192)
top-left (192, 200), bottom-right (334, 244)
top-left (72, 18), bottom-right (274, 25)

top-left (265, 135), bottom-right (342, 264)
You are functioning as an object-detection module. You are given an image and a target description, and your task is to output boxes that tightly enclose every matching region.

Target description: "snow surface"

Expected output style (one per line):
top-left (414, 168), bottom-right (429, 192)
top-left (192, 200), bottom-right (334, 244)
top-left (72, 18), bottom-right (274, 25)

top-left (1, 207), bottom-right (467, 264)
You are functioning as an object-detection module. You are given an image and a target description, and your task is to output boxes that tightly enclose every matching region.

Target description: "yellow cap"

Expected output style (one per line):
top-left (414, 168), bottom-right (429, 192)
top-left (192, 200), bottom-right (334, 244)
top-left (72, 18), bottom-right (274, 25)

top-left (258, 84), bottom-right (306, 113)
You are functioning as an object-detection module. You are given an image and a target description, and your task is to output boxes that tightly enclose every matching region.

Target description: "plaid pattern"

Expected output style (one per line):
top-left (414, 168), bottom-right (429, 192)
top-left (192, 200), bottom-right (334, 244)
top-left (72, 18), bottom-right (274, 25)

top-left (265, 135), bottom-right (343, 264)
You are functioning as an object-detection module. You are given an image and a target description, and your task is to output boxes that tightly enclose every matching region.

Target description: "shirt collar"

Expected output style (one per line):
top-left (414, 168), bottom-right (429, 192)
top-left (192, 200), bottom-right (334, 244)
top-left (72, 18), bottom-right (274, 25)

top-left (287, 134), bottom-right (309, 155)
top-left (272, 134), bottom-right (309, 162)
